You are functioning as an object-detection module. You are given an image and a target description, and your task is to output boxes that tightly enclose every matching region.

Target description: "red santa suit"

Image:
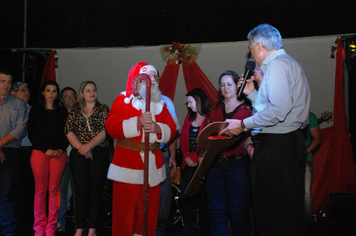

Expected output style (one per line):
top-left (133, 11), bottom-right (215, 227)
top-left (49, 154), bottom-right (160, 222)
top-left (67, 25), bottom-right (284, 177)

top-left (105, 62), bottom-right (176, 236)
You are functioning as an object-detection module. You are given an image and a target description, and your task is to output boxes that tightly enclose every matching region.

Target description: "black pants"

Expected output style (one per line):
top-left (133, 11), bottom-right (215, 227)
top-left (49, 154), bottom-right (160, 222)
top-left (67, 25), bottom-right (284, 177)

top-left (17, 147), bottom-right (35, 236)
top-left (180, 166), bottom-right (211, 236)
top-left (70, 147), bottom-right (109, 229)
top-left (251, 130), bottom-right (306, 236)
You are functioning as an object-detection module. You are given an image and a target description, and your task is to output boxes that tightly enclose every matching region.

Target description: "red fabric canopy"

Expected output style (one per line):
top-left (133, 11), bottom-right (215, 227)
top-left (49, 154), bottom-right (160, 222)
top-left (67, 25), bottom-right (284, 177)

top-left (312, 38), bottom-right (356, 212)
top-left (159, 58), bottom-right (219, 105)
top-left (40, 50), bottom-right (57, 86)
top-left (182, 58), bottom-right (219, 105)
top-left (159, 60), bottom-right (180, 102)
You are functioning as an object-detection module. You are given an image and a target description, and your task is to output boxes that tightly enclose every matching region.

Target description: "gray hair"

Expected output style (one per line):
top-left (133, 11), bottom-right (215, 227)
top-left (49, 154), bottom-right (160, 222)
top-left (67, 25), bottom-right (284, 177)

top-left (247, 24), bottom-right (283, 51)
top-left (10, 82), bottom-right (28, 92)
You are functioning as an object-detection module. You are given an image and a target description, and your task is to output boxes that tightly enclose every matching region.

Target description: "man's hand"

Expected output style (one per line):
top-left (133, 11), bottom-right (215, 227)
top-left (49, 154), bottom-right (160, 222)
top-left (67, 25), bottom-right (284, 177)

top-left (237, 74), bottom-right (256, 96)
top-left (0, 135), bottom-right (17, 161)
top-left (219, 119), bottom-right (243, 136)
top-left (247, 145), bottom-right (255, 159)
top-left (139, 112), bottom-right (152, 125)
top-left (169, 155), bottom-right (177, 174)
top-left (0, 149), bottom-right (5, 162)
top-left (143, 121), bottom-right (162, 134)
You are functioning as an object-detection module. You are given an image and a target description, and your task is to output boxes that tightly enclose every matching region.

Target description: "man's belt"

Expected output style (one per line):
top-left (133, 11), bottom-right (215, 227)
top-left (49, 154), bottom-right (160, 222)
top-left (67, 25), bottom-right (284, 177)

top-left (216, 154), bottom-right (245, 163)
top-left (116, 139), bottom-right (160, 152)
top-left (20, 146), bottom-right (33, 152)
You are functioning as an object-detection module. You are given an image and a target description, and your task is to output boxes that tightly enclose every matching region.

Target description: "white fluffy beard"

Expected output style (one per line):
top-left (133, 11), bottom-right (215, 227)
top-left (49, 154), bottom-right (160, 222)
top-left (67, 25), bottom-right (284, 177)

top-left (139, 83), bottom-right (162, 103)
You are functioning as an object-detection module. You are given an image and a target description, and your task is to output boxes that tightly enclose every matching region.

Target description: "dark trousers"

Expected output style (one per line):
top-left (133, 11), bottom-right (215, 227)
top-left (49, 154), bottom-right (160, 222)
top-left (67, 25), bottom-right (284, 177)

top-left (251, 130), bottom-right (306, 236)
top-left (17, 148), bottom-right (35, 236)
top-left (156, 148), bottom-right (172, 235)
top-left (70, 147), bottom-right (109, 229)
top-left (180, 166), bottom-right (211, 236)
top-left (0, 148), bottom-right (21, 236)
top-left (205, 156), bottom-right (251, 236)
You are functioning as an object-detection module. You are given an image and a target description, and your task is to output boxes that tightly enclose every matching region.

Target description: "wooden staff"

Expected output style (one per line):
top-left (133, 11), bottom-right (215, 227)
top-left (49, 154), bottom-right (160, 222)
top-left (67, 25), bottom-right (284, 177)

top-left (132, 73), bottom-right (151, 236)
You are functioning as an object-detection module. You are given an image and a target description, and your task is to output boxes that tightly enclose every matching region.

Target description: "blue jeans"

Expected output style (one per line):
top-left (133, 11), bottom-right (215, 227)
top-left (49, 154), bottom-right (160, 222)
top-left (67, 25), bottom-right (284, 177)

top-left (58, 162), bottom-right (75, 226)
top-left (205, 155), bottom-right (251, 236)
top-left (156, 148), bottom-right (171, 236)
top-left (304, 160), bottom-right (313, 224)
top-left (0, 148), bottom-right (21, 236)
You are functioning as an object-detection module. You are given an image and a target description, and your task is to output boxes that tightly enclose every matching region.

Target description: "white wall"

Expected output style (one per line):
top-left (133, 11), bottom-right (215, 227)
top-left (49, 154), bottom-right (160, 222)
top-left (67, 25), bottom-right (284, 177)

top-left (56, 35), bottom-right (338, 129)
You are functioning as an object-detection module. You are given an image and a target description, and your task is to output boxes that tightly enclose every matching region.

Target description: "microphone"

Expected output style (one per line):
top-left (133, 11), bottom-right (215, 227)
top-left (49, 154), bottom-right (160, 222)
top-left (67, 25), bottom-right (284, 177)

top-left (237, 60), bottom-right (256, 97)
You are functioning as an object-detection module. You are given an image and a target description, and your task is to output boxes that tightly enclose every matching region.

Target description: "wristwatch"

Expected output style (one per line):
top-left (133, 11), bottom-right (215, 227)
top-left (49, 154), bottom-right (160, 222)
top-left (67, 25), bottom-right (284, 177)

top-left (241, 120), bottom-right (249, 132)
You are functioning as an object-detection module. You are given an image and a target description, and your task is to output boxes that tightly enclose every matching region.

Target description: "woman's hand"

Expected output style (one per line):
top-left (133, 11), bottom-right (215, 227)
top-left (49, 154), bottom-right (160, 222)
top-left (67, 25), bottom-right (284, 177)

top-left (85, 150), bottom-right (93, 161)
top-left (46, 149), bottom-right (63, 157)
top-left (54, 149), bottom-right (63, 157)
top-left (78, 144), bottom-right (92, 156)
top-left (185, 156), bottom-right (198, 167)
top-left (198, 155), bottom-right (204, 165)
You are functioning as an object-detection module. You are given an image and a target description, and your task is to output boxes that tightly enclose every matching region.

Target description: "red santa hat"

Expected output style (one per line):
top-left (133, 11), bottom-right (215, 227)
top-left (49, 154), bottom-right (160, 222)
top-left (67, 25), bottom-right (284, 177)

top-left (124, 61), bottom-right (148, 104)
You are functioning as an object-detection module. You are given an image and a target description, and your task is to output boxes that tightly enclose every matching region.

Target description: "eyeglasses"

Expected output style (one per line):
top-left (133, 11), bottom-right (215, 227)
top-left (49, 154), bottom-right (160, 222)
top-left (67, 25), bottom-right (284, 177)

top-left (149, 75), bottom-right (159, 81)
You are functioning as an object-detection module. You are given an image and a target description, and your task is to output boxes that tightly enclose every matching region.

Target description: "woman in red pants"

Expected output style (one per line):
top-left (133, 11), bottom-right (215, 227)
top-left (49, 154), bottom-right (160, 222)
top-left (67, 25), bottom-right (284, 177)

top-left (28, 81), bottom-right (68, 236)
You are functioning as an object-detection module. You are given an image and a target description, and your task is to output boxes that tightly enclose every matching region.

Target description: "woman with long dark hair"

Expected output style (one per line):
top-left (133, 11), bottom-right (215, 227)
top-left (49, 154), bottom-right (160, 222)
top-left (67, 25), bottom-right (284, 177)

top-left (206, 70), bottom-right (252, 235)
top-left (65, 81), bottom-right (110, 236)
top-left (28, 81), bottom-right (69, 236)
top-left (179, 88), bottom-right (211, 235)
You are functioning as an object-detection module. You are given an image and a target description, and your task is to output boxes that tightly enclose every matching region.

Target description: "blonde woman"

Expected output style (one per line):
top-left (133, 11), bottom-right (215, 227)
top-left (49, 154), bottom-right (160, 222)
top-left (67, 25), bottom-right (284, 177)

top-left (65, 81), bottom-right (110, 236)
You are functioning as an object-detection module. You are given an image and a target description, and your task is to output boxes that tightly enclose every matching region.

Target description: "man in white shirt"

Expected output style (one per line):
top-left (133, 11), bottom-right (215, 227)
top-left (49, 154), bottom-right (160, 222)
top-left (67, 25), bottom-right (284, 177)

top-left (221, 24), bottom-right (310, 236)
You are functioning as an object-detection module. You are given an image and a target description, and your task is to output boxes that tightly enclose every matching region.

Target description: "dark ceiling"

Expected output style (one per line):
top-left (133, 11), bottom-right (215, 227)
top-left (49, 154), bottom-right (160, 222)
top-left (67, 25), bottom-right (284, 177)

top-left (1, 0), bottom-right (355, 49)
top-left (0, 0), bottom-right (355, 82)
top-left (2, 0), bottom-right (356, 159)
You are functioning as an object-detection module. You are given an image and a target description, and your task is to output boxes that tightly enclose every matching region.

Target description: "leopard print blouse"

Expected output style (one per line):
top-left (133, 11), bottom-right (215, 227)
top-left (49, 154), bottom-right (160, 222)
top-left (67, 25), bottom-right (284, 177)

top-left (65, 104), bottom-right (110, 148)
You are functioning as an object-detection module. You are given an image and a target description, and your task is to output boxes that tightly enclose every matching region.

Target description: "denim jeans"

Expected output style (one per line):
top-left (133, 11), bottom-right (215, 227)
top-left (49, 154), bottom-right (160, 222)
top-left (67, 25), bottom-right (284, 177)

top-left (156, 148), bottom-right (171, 236)
top-left (0, 148), bottom-right (21, 236)
top-left (304, 160), bottom-right (313, 224)
top-left (205, 155), bottom-right (251, 236)
top-left (58, 162), bottom-right (75, 226)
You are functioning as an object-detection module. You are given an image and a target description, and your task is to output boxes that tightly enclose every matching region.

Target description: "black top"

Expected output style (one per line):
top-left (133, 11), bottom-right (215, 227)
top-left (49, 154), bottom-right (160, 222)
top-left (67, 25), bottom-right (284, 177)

top-left (188, 125), bottom-right (200, 154)
top-left (28, 105), bottom-right (69, 153)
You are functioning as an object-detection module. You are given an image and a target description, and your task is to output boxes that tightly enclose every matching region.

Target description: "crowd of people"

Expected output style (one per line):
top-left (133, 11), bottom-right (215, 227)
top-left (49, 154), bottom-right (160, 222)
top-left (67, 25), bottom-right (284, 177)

top-left (0, 23), bottom-right (314, 236)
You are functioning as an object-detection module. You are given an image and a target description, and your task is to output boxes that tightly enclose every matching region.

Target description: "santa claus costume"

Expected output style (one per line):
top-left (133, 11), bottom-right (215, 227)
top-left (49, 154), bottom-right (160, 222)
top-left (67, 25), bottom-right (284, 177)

top-left (105, 62), bottom-right (176, 236)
